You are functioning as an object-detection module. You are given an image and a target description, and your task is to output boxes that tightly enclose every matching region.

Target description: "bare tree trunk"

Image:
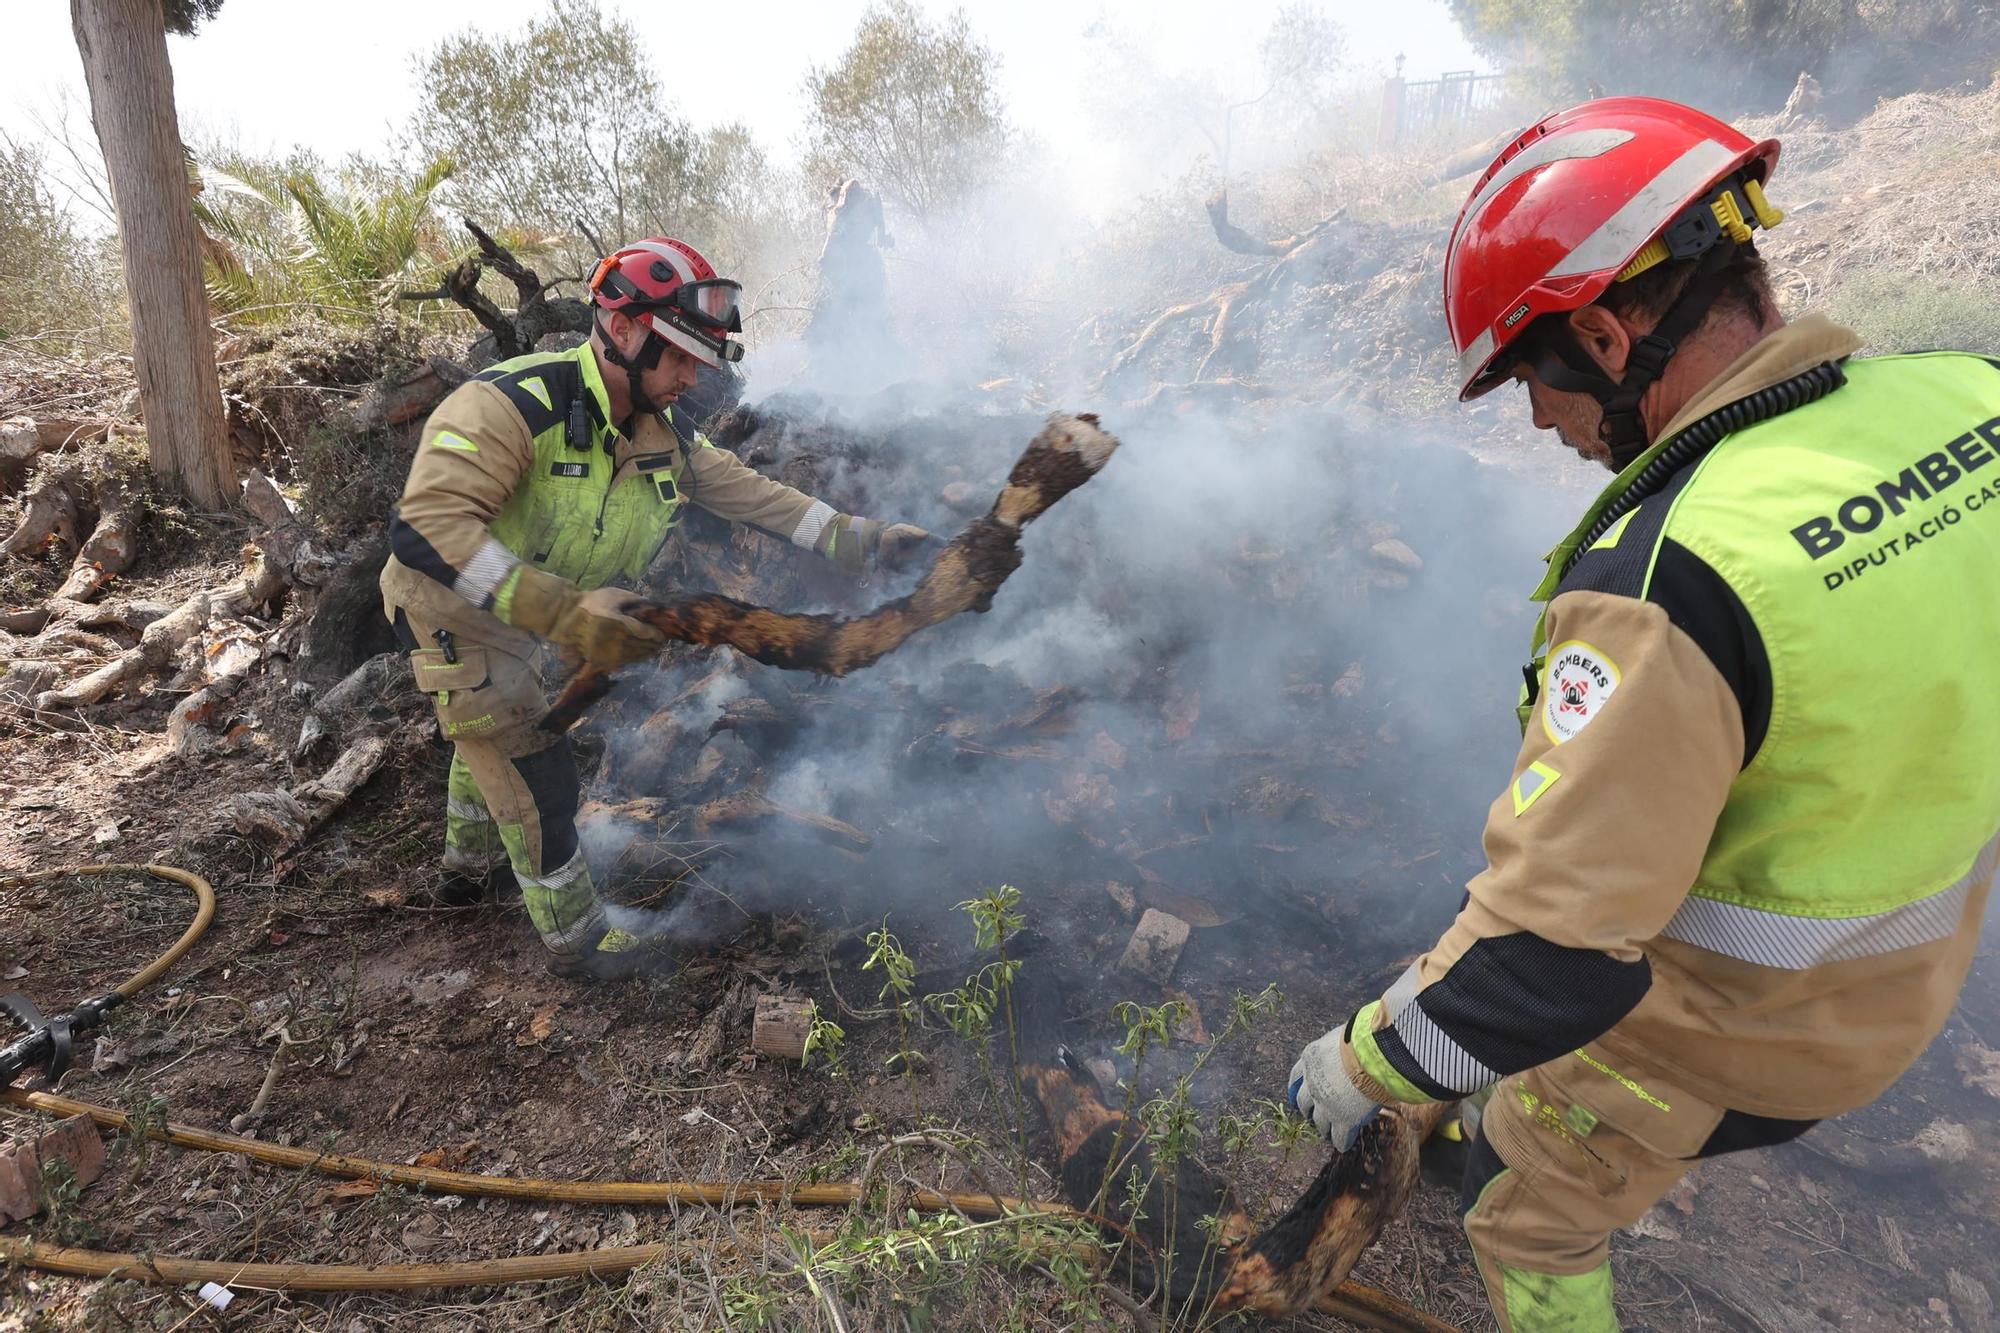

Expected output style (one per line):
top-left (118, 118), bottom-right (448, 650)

top-left (70, 0), bottom-right (231, 509)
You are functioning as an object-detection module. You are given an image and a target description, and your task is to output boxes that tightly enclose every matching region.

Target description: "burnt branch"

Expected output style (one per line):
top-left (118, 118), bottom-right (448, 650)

top-left (1204, 190), bottom-right (1345, 259)
top-left (400, 218), bottom-right (592, 360)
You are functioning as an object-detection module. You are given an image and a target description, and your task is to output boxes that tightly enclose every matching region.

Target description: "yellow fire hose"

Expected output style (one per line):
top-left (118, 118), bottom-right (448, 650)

top-left (0, 862), bottom-right (1457, 1331)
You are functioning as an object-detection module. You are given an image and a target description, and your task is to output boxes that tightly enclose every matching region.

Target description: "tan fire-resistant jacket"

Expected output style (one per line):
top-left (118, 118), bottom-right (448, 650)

top-left (1345, 316), bottom-right (1997, 1125)
top-left (379, 354), bottom-right (839, 656)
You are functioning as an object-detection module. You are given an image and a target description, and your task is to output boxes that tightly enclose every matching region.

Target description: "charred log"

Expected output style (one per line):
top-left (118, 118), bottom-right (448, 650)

top-left (1013, 942), bottom-right (1450, 1321)
top-left (542, 413), bottom-right (1120, 732)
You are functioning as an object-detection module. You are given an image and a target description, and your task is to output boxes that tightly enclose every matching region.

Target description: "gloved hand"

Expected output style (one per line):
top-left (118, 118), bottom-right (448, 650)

top-left (823, 516), bottom-right (939, 576)
top-left (504, 565), bottom-right (665, 671)
top-left (877, 522), bottom-right (943, 571)
top-left (1288, 1016), bottom-right (1384, 1150)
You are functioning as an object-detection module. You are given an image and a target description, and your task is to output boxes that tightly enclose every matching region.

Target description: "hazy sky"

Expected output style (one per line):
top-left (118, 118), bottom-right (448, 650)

top-left (11, 0), bottom-right (1488, 215)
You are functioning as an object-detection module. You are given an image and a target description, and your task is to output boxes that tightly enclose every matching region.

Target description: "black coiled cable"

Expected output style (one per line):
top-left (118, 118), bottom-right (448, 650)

top-left (1563, 360), bottom-right (1848, 581)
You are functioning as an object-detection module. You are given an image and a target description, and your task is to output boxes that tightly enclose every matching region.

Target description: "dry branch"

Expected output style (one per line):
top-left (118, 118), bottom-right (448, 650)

top-left (33, 591), bottom-right (209, 711)
top-left (693, 790), bottom-right (871, 851)
top-left (28, 472), bottom-right (303, 712)
top-left (216, 735), bottom-right (393, 864)
top-left (402, 219), bottom-right (591, 360)
top-left (1204, 190), bottom-right (1342, 256)
top-left (1103, 191), bottom-right (1347, 392)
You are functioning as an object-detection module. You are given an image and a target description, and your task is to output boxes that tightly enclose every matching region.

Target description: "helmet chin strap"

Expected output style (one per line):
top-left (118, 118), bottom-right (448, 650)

top-left (1528, 241), bottom-right (1740, 470)
top-left (595, 312), bottom-right (669, 428)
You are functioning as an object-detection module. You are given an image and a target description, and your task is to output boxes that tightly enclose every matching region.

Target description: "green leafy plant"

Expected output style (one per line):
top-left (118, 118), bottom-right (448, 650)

top-left (193, 153), bottom-right (469, 324)
top-left (864, 920), bottom-right (928, 1120)
top-left (804, 998), bottom-right (848, 1077)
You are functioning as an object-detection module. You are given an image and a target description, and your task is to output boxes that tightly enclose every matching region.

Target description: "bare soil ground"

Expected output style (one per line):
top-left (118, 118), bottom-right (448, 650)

top-left (2, 536), bottom-right (1996, 1333)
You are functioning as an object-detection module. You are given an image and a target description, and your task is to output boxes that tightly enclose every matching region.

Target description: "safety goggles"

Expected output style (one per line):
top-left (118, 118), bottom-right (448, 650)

top-left (670, 277), bottom-right (744, 336)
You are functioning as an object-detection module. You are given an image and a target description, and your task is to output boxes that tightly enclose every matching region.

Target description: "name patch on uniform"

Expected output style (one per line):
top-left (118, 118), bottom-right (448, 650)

top-left (549, 462), bottom-right (590, 478)
top-left (1542, 640), bottom-right (1620, 744)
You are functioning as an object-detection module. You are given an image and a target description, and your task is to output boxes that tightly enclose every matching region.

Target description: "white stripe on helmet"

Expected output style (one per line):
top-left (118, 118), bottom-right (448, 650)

top-left (1461, 128), bottom-right (1634, 230)
top-left (1456, 326), bottom-right (1497, 388)
top-left (649, 313), bottom-right (722, 369)
top-left (628, 239), bottom-right (697, 285)
top-left (1547, 139), bottom-right (1738, 278)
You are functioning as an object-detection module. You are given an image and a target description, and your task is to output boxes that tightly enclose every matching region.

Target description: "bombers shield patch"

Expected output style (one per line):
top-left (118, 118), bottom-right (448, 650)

top-left (1542, 640), bottom-right (1620, 743)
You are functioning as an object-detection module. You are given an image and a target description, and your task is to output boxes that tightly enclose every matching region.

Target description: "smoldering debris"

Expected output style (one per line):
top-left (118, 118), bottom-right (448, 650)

top-left (574, 387), bottom-right (1571, 963)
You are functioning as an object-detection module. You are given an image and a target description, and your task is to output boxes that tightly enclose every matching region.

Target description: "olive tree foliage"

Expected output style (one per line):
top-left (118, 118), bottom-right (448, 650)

top-left (804, 1), bottom-right (1009, 221)
top-left (1449, 0), bottom-right (2000, 112)
top-left (0, 137), bottom-right (97, 341)
top-left (406, 0), bottom-right (790, 273)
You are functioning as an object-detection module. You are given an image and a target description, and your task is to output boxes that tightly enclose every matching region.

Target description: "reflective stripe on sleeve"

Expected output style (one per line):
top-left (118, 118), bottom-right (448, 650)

top-left (790, 500), bottom-right (837, 551)
top-left (454, 536), bottom-right (518, 609)
top-left (1381, 962), bottom-right (1501, 1096)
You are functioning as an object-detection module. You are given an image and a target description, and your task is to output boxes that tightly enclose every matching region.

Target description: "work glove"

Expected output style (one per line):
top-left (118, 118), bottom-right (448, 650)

top-left (823, 516), bottom-right (939, 576)
top-left (503, 565), bottom-right (666, 671)
top-left (878, 522), bottom-right (943, 571)
top-left (1288, 1014), bottom-right (1384, 1151)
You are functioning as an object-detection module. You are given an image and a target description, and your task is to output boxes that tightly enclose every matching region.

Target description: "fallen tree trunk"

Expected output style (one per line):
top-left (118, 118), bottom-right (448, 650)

top-left (543, 413), bottom-right (1121, 732)
top-left (347, 356), bottom-right (470, 433)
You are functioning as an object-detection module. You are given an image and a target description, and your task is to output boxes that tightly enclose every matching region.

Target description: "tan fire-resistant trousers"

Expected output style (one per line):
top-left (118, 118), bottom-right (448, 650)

top-left (1463, 1045), bottom-right (1731, 1332)
top-left (388, 598), bottom-right (609, 961)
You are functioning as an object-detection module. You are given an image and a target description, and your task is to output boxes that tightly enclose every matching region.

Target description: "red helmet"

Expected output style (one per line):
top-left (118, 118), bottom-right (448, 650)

top-left (1444, 97), bottom-right (1782, 401)
top-left (589, 237), bottom-right (744, 368)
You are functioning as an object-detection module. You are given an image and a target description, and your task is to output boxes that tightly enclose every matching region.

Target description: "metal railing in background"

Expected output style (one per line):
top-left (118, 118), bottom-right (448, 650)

top-left (1379, 63), bottom-right (1511, 147)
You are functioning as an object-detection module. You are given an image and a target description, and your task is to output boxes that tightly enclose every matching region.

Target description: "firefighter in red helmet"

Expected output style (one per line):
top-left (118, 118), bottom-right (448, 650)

top-left (1288, 98), bottom-right (2000, 1329)
top-left (379, 237), bottom-right (933, 981)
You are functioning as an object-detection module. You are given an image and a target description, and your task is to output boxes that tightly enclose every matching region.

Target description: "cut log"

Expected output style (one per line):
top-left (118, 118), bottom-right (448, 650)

top-left (349, 357), bottom-right (469, 432)
top-left (751, 994), bottom-right (814, 1062)
top-left (0, 608), bottom-right (52, 636)
top-left (1117, 908), bottom-right (1190, 984)
top-left (0, 1115), bottom-right (105, 1224)
top-left (1, 415), bottom-right (116, 491)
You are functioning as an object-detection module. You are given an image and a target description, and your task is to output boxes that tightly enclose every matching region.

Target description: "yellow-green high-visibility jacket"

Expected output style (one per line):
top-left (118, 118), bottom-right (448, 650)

top-left (380, 343), bottom-right (851, 655)
top-left (1342, 316), bottom-right (2000, 1124)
